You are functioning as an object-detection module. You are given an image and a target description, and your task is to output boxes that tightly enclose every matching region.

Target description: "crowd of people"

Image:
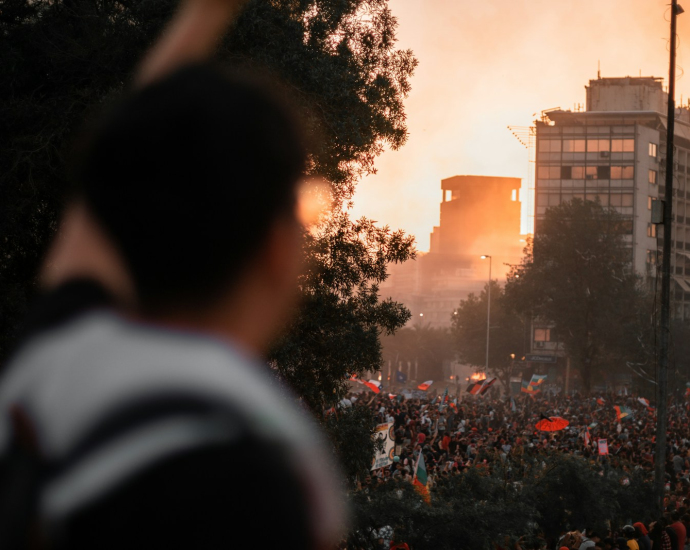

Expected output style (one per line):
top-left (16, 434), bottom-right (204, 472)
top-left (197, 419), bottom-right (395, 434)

top-left (343, 385), bottom-right (690, 549)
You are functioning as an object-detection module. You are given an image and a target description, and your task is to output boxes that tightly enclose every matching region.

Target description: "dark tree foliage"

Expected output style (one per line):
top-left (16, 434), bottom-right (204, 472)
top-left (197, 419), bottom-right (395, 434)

top-left (348, 453), bottom-right (654, 550)
top-left (271, 214), bottom-right (414, 412)
top-left (451, 280), bottom-right (529, 392)
top-left (504, 199), bottom-right (647, 393)
top-left (0, 0), bottom-right (417, 374)
top-left (224, 0), bottom-right (417, 198)
top-left (323, 401), bottom-right (380, 481)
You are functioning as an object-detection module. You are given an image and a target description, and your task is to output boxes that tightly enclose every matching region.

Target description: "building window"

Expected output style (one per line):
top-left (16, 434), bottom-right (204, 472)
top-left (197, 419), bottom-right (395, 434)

top-left (534, 328), bottom-right (551, 342)
top-left (538, 139), bottom-right (562, 152)
top-left (648, 224), bottom-right (657, 238)
top-left (563, 139), bottom-right (586, 152)
top-left (611, 138), bottom-right (635, 152)
top-left (648, 196), bottom-right (654, 210)
top-left (585, 166), bottom-right (597, 180)
top-left (538, 166), bottom-right (561, 179)
top-left (649, 143), bottom-right (658, 158)
top-left (647, 250), bottom-right (657, 264)
top-left (537, 193), bottom-right (561, 207)
top-left (572, 166), bottom-right (585, 179)
top-left (649, 169), bottom-right (658, 184)
top-left (587, 139), bottom-right (611, 152)
top-left (610, 193), bottom-right (634, 207)
top-left (611, 166), bottom-right (635, 179)
top-left (598, 166), bottom-right (611, 179)
top-left (561, 166), bottom-right (572, 179)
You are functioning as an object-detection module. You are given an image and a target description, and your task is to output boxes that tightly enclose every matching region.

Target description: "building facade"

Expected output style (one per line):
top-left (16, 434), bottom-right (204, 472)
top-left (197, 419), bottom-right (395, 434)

top-left (533, 76), bottom-right (690, 354)
top-left (381, 175), bottom-right (523, 329)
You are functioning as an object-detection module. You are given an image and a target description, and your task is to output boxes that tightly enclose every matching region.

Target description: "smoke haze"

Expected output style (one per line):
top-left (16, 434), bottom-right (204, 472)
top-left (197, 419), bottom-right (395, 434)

top-left (351, 0), bottom-right (690, 252)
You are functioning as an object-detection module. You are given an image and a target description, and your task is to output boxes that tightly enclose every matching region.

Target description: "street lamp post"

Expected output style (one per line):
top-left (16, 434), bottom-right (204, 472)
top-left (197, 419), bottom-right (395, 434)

top-left (481, 255), bottom-right (492, 373)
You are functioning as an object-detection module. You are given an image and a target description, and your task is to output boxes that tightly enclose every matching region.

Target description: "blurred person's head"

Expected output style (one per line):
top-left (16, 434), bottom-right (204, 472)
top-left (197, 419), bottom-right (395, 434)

top-left (60, 63), bottom-right (309, 352)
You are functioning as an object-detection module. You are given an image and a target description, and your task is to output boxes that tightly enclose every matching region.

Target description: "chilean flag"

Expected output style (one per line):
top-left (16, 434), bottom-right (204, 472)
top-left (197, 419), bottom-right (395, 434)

top-left (418, 380), bottom-right (433, 391)
top-left (362, 380), bottom-right (381, 394)
top-left (637, 397), bottom-right (654, 411)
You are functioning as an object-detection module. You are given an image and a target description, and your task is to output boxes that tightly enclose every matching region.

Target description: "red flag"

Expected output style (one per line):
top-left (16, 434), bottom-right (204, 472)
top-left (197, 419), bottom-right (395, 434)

top-left (478, 377), bottom-right (497, 395)
top-left (361, 380), bottom-right (381, 394)
top-left (467, 382), bottom-right (482, 395)
top-left (418, 380), bottom-right (433, 391)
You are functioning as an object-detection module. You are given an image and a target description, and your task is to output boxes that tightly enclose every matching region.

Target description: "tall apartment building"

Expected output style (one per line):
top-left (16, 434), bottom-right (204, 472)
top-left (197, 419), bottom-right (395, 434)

top-left (535, 76), bottom-right (690, 322)
top-left (381, 175), bottom-right (523, 328)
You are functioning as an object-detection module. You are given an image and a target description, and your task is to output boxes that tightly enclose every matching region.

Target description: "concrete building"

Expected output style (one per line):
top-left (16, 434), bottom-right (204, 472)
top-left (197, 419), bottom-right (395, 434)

top-left (430, 175), bottom-right (523, 260)
top-left (381, 175), bottom-right (523, 329)
top-left (535, 76), bottom-right (690, 326)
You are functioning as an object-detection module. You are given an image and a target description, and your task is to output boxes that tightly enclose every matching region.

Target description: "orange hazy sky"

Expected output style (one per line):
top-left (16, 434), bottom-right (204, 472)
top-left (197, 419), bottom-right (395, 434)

top-left (349, 0), bottom-right (690, 252)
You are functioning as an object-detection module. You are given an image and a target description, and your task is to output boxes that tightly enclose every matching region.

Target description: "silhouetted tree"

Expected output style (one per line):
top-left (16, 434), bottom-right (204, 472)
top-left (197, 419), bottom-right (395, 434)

top-left (1, 0), bottom-right (418, 480)
top-left (504, 199), bottom-right (647, 392)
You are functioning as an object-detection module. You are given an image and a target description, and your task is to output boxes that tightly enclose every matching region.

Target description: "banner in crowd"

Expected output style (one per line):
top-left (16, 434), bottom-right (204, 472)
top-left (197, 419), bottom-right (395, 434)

top-left (598, 438), bottom-right (609, 455)
top-left (371, 422), bottom-right (396, 470)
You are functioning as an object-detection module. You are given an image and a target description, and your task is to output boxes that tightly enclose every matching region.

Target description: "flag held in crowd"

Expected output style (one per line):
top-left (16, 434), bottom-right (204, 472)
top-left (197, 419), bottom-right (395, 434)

top-left (348, 375), bottom-right (381, 394)
top-left (520, 374), bottom-right (546, 394)
top-left (637, 397), bottom-right (654, 411)
top-left (418, 380), bottom-right (433, 391)
top-left (362, 380), bottom-right (381, 394)
top-left (467, 377), bottom-right (496, 396)
top-left (479, 377), bottom-right (496, 395)
top-left (529, 374), bottom-right (547, 386)
top-left (467, 382), bottom-right (482, 395)
top-left (614, 405), bottom-right (633, 421)
top-left (413, 452), bottom-right (430, 504)
top-left (395, 370), bottom-right (407, 383)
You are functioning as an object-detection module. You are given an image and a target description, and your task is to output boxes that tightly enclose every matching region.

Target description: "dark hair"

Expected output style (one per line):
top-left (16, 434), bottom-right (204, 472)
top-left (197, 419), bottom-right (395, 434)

top-left (72, 63), bottom-right (306, 313)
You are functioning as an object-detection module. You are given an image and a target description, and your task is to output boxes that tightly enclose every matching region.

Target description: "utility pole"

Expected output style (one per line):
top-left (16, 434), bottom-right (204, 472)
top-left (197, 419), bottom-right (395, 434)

top-left (656, 0), bottom-right (683, 515)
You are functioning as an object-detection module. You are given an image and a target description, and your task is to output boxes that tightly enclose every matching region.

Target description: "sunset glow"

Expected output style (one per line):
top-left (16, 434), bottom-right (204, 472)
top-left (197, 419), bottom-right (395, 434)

top-left (350, 0), bottom-right (690, 252)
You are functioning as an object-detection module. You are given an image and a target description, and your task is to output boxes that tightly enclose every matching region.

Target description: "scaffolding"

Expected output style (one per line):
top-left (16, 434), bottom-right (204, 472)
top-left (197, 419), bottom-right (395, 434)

top-left (507, 124), bottom-right (536, 234)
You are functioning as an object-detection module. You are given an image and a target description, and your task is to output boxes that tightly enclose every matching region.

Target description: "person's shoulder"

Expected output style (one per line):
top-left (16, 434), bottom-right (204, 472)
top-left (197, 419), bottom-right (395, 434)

top-left (0, 311), bottom-right (346, 547)
top-left (2, 310), bottom-right (325, 450)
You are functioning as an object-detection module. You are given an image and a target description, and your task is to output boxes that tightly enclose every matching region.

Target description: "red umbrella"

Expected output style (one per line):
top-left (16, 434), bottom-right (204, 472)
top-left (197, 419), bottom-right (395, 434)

top-left (535, 414), bottom-right (569, 432)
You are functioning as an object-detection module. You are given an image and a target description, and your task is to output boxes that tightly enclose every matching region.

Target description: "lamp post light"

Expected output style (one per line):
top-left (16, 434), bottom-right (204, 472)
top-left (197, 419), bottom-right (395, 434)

top-left (480, 255), bottom-right (492, 373)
